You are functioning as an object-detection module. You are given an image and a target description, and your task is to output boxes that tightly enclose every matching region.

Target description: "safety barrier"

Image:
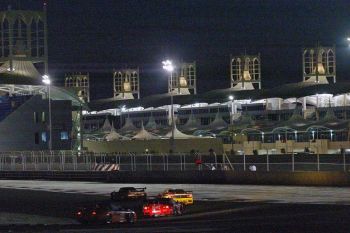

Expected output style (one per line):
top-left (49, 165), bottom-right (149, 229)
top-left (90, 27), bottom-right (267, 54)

top-left (0, 150), bottom-right (349, 172)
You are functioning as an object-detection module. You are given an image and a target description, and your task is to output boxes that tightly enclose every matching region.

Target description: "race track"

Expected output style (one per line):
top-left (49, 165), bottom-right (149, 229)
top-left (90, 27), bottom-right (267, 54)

top-left (0, 180), bottom-right (350, 204)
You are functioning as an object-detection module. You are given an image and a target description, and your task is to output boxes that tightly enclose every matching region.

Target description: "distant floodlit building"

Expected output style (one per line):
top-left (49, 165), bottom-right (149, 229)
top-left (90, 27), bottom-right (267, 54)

top-left (65, 72), bottom-right (90, 102)
top-left (169, 62), bottom-right (196, 95)
top-left (303, 46), bottom-right (336, 84)
top-left (230, 54), bottom-right (261, 90)
top-left (0, 6), bottom-right (82, 151)
top-left (113, 68), bottom-right (140, 99)
top-left (0, 6), bottom-right (48, 95)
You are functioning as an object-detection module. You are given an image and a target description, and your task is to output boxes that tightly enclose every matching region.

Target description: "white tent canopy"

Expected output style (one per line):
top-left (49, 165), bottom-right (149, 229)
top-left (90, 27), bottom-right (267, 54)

top-left (132, 123), bottom-right (159, 140)
top-left (100, 117), bottom-right (112, 133)
top-left (182, 113), bottom-right (202, 130)
top-left (105, 128), bottom-right (128, 141)
top-left (120, 117), bottom-right (138, 132)
top-left (104, 122), bottom-right (129, 141)
top-left (165, 124), bottom-right (197, 139)
top-left (145, 115), bottom-right (158, 130)
top-left (207, 112), bottom-right (228, 130)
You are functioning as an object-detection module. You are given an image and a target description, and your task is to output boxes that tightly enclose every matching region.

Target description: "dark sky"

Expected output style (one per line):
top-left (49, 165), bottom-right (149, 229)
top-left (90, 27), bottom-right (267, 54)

top-left (3, 0), bottom-right (350, 100)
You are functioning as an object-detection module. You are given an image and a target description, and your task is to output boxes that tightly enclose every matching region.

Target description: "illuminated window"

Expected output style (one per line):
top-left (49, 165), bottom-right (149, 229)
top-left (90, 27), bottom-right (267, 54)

top-left (41, 112), bottom-right (45, 123)
top-left (60, 131), bottom-right (69, 140)
top-left (41, 132), bottom-right (47, 142)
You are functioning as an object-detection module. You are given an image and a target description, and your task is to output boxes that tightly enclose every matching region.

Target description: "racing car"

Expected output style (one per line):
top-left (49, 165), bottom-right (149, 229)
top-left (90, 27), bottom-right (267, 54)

top-left (158, 189), bottom-right (194, 205)
top-left (76, 201), bottom-right (137, 224)
top-left (143, 198), bottom-right (184, 217)
top-left (111, 187), bottom-right (147, 201)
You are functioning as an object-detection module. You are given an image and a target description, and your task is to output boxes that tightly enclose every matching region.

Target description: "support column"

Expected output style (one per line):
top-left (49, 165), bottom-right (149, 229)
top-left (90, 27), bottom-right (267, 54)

top-left (1, 19), bottom-right (4, 57)
top-left (303, 97), bottom-right (307, 119)
top-left (43, 6), bottom-right (48, 74)
top-left (26, 20), bottom-right (31, 56)
top-left (8, 21), bottom-right (13, 71)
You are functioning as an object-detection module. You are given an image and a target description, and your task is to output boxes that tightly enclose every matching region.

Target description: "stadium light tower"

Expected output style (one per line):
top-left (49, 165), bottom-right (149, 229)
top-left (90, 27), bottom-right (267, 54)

top-left (228, 95), bottom-right (234, 152)
top-left (162, 60), bottom-right (175, 153)
top-left (229, 95), bottom-right (234, 124)
top-left (42, 74), bottom-right (52, 151)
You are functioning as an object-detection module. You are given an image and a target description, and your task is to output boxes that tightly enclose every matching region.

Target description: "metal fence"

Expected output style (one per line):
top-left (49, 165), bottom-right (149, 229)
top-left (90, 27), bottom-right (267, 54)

top-left (0, 150), bottom-right (349, 172)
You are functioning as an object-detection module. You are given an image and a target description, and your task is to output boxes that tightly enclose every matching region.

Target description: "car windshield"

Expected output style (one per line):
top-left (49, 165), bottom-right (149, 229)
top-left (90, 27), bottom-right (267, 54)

top-left (119, 187), bottom-right (136, 192)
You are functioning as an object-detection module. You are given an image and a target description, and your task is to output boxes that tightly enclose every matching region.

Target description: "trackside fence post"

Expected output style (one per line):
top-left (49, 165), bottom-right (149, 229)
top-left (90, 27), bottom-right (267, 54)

top-left (243, 153), bottom-right (246, 171)
top-left (266, 153), bottom-right (269, 172)
top-left (183, 154), bottom-right (186, 171)
top-left (223, 153), bottom-right (234, 171)
top-left (343, 151), bottom-right (346, 172)
top-left (180, 153), bottom-right (183, 171)
top-left (214, 152), bottom-right (217, 168)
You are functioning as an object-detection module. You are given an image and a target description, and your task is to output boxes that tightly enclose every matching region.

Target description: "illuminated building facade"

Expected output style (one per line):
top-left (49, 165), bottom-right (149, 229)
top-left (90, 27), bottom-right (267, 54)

top-left (303, 46), bottom-right (336, 84)
top-left (230, 54), bottom-right (261, 90)
top-left (113, 68), bottom-right (140, 100)
top-left (64, 72), bottom-right (90, 102)
top-left (169, 62), bottom-right (196, 95)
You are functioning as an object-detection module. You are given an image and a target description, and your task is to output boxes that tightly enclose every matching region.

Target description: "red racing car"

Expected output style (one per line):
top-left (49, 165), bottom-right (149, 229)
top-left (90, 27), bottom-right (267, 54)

top-left (143, 198), bottom-right (184, 217)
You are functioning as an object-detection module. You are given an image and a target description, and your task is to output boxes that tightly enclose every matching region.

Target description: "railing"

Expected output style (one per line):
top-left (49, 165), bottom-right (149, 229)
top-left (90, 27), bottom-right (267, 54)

top-left (0, 150), bottom-right (349, 172)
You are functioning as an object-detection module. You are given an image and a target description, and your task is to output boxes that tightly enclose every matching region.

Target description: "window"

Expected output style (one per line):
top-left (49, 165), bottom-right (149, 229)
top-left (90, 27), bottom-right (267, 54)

top-left (41, 112), bottom-right (46, 123)
top-left (41, 132), bottom-right (47, 142)
top-left (33, 112), bottom-right (38, 123)
top-left (60, 131), bottom-right (69, 140)
top-left (34, 132), bottom-right (39, 144)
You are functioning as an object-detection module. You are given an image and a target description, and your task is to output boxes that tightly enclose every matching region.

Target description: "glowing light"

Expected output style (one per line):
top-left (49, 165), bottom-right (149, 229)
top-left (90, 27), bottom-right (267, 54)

top-left (42, 75), bottom-right (51, 85)
top-left (162, 60), bottom-right (174, 72)
top-left (229, 95), bottom-right (234, 101)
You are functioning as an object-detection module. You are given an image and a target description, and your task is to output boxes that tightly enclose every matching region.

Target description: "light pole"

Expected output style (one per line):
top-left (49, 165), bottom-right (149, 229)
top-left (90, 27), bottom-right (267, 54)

top-left (162, 60), bottom-right (175, 154)
top-left (42, 75), bottom-right (52, 151)
top-left (229, 95), bottom-right (234, 153)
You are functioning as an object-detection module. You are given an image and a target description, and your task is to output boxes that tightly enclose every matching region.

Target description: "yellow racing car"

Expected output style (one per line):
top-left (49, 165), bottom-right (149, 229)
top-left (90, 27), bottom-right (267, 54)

top-left (158, 189), bottom-right (193, 205)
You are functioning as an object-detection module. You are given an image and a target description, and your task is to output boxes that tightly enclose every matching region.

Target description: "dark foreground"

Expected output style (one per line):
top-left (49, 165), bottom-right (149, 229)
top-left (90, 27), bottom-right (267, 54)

top-left (0, 188), bottom-right (350, 233)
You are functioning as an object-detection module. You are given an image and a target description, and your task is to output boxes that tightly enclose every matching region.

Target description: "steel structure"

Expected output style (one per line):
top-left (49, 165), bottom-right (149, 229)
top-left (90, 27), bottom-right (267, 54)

top-left (64, 72), bottom-right (90, 102)
top-left (0, 7), bottom-right (48, 74)
top-left (303, 46), bottom-right (336, 84)
top-left (0, 5), bottom-right (48, 96)
top-left (230, 54), bottom-right (261, 90)
top-left (113, 68), bottom-right (140, 99)
top-left (168, 62), bottom-right (196, 95)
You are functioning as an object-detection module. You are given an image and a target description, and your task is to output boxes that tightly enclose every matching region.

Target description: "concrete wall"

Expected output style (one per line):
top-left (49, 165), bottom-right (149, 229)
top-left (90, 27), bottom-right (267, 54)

top-left (0, 95), bottom-right (72, 151)
top-left (84, 138), bottom-right (223, 154)
top-left (1, 170), bottom-right (350, 186)
top-left (106, 171), bottom-right (350, 186)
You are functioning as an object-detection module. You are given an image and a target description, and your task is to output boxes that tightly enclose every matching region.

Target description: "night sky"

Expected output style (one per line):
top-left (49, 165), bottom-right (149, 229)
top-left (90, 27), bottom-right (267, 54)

top-left (3, 0), bottom-right (350, 100)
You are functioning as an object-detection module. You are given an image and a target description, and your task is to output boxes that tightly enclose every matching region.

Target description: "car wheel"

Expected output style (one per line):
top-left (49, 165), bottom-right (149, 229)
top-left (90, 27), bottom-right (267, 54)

top-left (106, 215), bottom-right (113, 224)
top-left (128, 214), bottom-right (135, 223)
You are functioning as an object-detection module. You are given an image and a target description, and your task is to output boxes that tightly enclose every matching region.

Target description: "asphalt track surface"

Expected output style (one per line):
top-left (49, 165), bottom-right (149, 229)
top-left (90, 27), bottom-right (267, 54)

top-left (1, 180), bottom-right (350, 204)
top-left (1, 180), bottom-right (350, 232)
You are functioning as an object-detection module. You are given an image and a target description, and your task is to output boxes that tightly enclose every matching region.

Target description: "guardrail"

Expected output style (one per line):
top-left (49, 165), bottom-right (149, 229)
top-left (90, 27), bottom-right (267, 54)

top-left (0, 151), bottom-right (349, 172)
